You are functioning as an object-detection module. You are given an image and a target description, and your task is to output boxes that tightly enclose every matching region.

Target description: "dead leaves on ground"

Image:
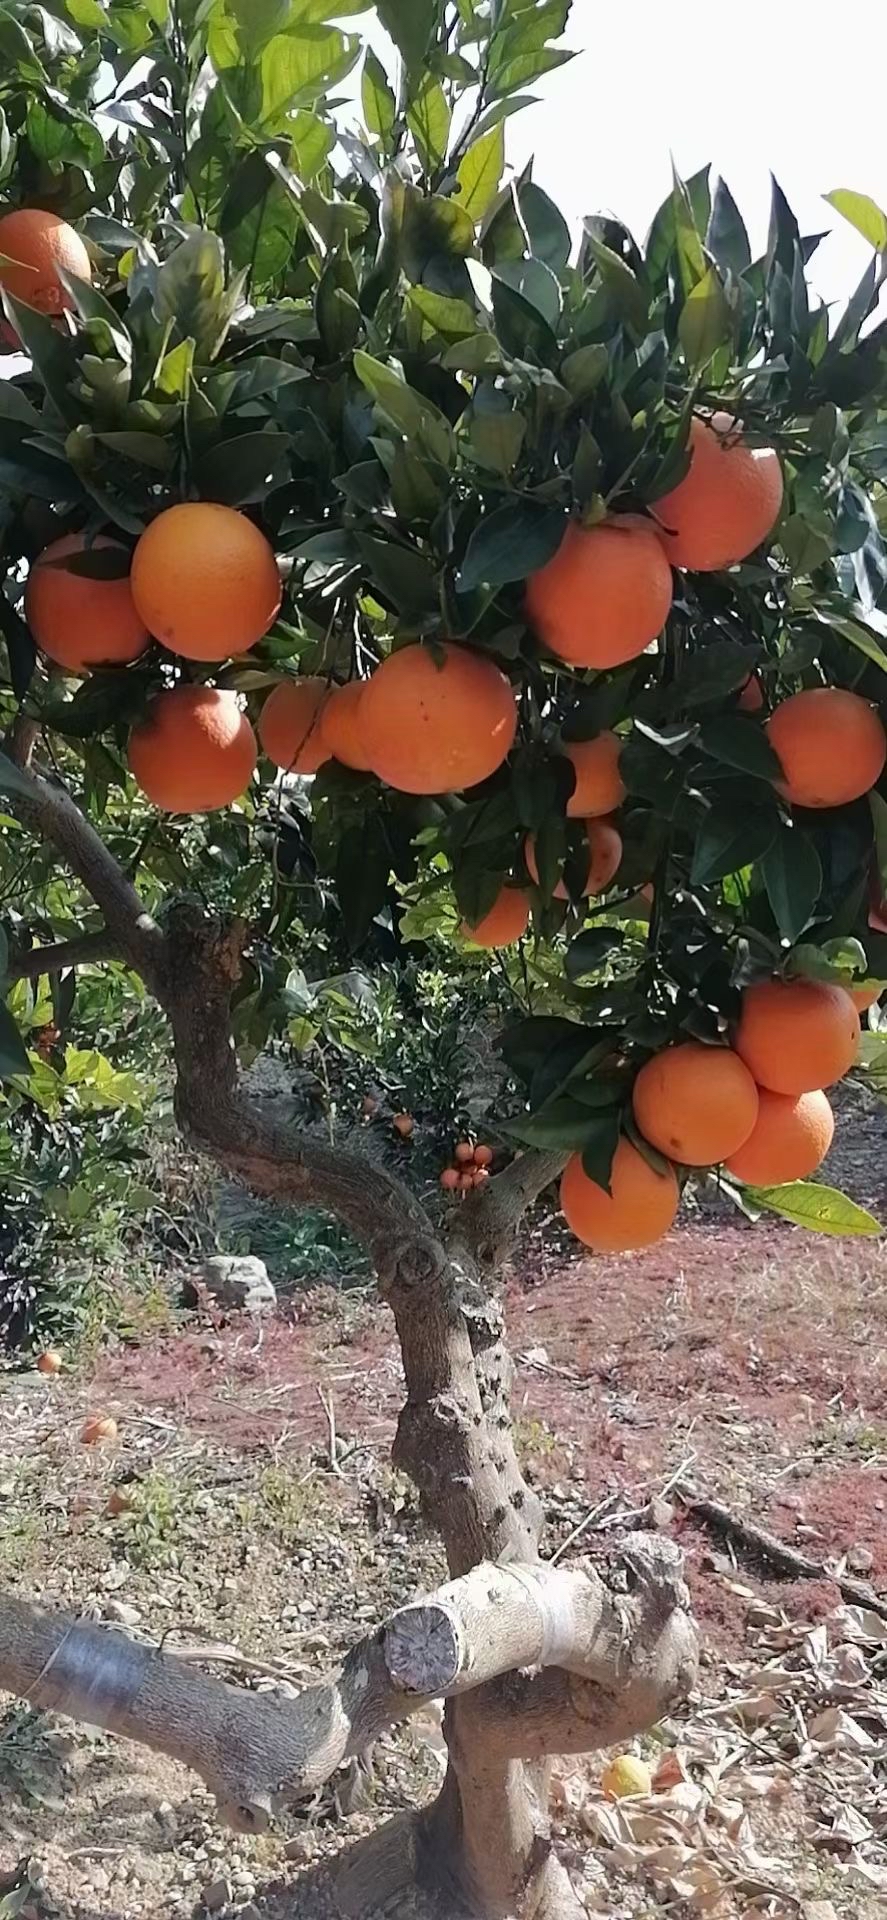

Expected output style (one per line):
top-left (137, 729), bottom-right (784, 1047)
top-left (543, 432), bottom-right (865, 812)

top-left (553, 1598), bottom-right (887, 1916)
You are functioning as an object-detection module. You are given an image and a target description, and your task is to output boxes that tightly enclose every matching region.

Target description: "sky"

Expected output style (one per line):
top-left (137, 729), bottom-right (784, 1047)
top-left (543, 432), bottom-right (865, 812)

top-left (500, 0), bottom-right (886, 309)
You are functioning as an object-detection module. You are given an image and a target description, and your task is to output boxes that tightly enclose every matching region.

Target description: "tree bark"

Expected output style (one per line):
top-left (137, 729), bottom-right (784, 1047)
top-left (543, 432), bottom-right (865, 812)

top-left (1, 760), bottom-right (699, 1918)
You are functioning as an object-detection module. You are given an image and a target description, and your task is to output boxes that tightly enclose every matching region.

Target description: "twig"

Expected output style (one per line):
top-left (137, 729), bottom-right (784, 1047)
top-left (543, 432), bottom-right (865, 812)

top-left (677, 1483), bottom-right (887, 1621)
top-left (317, 1384), bottom-right (341, 1476)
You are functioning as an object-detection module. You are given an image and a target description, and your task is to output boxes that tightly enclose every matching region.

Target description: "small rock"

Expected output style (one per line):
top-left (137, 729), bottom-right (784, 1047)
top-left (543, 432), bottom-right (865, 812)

top-left (846, 1543), bottom-right (874, 1574)
top-left (185, 1255), bottom-right (276, 1315)
top-left (203, 1877), bottom-right (234, 1912)
top-left (801, 1903), bottom-right (838, 1920)
top-left (645, 1495), bottom-right (675, 1532)
top-left (105, 1599), bottom-right (142, 1628)
top-left (283, 1837), bottom-right (310, 1862)
top-left (237, 1905), bottom-right (261, 1919)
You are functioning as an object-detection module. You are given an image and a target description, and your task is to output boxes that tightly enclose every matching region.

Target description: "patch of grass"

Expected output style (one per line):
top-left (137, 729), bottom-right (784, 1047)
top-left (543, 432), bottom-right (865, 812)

top-left (113, 1470), bottom-right (194, 1567)
top-left (257, 1466), bottom-right (327, 1544)
top-left (514, 1416), bottom-right (557, 1464)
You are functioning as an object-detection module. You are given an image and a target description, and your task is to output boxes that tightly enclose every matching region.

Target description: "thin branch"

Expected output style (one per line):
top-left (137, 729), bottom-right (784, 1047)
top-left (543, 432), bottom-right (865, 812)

top-left (7, 931), bottom-right (122, 981)
top-left (4, 760), bottom-right (165, 991)
top-left (678, 1485), bottom-right (887, 1621)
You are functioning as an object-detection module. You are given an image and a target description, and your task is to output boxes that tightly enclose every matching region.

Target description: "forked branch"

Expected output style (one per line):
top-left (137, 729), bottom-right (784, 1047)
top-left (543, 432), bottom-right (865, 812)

top-left (0, 1539), bottom-right (695, 1831)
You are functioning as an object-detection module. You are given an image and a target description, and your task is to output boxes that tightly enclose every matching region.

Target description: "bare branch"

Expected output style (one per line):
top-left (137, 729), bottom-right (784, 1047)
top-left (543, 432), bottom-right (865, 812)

top-left (0, 1545), bottom-right (696, 1831)
top-left (7, 931), bottom-right (122, 981)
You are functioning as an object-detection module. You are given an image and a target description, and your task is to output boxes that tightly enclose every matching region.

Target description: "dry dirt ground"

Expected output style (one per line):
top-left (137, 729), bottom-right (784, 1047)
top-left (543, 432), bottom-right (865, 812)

top-left (2, 1202), bottom-right (887, 1920)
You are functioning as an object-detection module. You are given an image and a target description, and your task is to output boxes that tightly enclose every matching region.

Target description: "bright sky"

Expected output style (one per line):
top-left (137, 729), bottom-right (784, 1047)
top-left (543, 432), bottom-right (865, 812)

top-left (503, 0), bottom-right (886, 309)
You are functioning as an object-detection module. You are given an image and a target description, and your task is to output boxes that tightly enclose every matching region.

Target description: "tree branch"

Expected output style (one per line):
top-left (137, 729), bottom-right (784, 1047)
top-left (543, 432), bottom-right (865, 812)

top-left (453, 1148), bottom-right (567, 1269)
top-left (0, 1543), bottom-right (696, 1831)
top-left (7, 931), bottom-right (122, 981)
top-left (4, 760), bottom-right (165, 991)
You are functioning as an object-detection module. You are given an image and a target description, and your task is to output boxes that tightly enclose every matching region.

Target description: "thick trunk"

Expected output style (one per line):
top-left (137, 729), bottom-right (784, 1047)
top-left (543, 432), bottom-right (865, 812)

top-left (0, 777), bottom-right (699, 1918)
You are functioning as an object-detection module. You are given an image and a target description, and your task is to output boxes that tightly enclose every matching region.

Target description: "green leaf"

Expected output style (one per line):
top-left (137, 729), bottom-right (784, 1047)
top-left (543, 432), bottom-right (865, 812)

top-left (678, 265), bottom-right (732, 367)
top-left (564, 927), bottom-right (624, 981)
top-left (487, 45), bottom-right (574, 99)
top-left (699, 715), bottom-right (782, 782)
top-left (691, 804), bottom-right (778, 885)
top-left (192, 430), bottom-right (291, 505)
top-left (407, 76), bottom-right (451, 173)
top-left (705, 177), bottom-right (751, 276)
top-left (579, 1108), bottom-right (621, 1192)
top-left (153, 231), bottom-right (232, 359)
top-left (560, 343), bottom-right (608, 400)
top-left (353, 350), bottom-right (452, 464)
top-left (824, 189), bottom-right (887, 253)
top-left (746, 1182), bottom-right (883, 1237)
top-left (458, 499), bottom-right (564, 593)
top-left (375, 0), bottom-right (435, 72)
top-left (361, 46), bottom-right (396, 143)
top-left (407, 286), bottom-right (479, 341)
top-left (761, 829), bottom-right (822, 942)
top-left (582, 230), bottom-right (648, 333)
top-left (468, 408), bottom-right (526, 475)
top-left (257, 27), bottom-right (359, 128)
top-left (0, 999), bottom-right (29, 1079)
top-left (456, 125), bottom-right (505, 222)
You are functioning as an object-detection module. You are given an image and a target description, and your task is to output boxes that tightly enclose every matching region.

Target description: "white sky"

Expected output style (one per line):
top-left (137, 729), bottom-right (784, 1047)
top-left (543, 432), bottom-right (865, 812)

top-left (503, 0), bottom-right (886, 308)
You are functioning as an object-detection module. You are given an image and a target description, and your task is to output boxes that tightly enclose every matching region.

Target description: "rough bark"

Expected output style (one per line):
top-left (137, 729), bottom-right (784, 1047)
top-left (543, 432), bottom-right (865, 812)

top-left (1, 757), bottom-right (699, 1918)
top-left (0, 1541), bottom-right (694, 1821)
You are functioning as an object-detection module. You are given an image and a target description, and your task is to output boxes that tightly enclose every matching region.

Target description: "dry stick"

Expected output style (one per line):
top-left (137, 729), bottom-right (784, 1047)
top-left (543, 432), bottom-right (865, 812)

top-left (677, 1484), bottom-right (887, 1622)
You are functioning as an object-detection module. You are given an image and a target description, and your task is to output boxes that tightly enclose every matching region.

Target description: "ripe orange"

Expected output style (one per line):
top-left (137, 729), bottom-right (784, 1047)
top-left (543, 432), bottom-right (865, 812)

top-left (725, 1087), bottom-right (834, 1185)
top-left (471, 1166), bottom-right (490, 1187)
top-left (735, 978), bottom-right (860, 1095)
top-left (461, 888), bottom-right (530, 947)
top-left (766, 688), bottom-right (886, 809)
top-left (526, 519), bottom-right (673, 669)
top-left (319, 680), bottom-right (371, 771)
top-left (560, 1138), bottom-right (679, 1253)
top-left (130, 503), bottom-right (281, 662)
top-left (128, 686), bottom-right (257, 812)
top-left (632, 1042), bottom-right (759, 1166)
top-left (258, 677), bottom-right (330, 773)
top-left (563, 732), bottom-right (626, 818)
top-left (653, 413), bottom-right (783, 571)
top-left (473, 1144), bottom-right (493, 1168)
top-left (849, 983), bottom-right (882, 1013)
top-left (440, 1166), bottom-right (460, 1191)
top-left (360, 644), bottom-right (516, 794)
top-left (25, 533), bottom-right (148, 672)
top-left (36, 1349), bottom-right (62, 1375)
top-left (0, 207), bottom-right (91, 313)
top-left (457, 1170), bottom-right (474, 1191)
top-left (81, 1415), bottom-right (118, 1445)
top-left (526, 817), bottom-right (622, 899)
top-left (737, 673), bottom-right (764, 713)
top-left (393, 1113), bottom-right (414, 1138)
top-left (455, 1141), bottom-right (475, 1164)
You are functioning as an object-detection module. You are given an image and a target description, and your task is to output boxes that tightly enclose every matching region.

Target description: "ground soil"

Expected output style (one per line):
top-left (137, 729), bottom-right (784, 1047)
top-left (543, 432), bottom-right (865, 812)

top-left (2, 1098), bottom-right (887, 1920)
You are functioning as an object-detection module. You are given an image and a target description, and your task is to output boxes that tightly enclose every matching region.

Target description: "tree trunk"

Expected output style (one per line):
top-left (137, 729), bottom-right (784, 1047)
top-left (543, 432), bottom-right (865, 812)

top-left (0, 773), bottom-right (699, 1919)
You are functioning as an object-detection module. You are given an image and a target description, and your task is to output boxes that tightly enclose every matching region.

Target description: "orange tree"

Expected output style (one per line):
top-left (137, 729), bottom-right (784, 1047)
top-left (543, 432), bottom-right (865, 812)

top-left (2, 1), bottom-right (887, 1913)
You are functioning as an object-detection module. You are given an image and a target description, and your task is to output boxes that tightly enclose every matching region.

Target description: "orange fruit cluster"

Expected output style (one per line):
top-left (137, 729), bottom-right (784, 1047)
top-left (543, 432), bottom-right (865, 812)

top-left (524, 412), bottom-right (784, 673)
top-left (440, 1141), bottom-right (493, 1192)
top-left (560, 977), bottom-right (863, 1257)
